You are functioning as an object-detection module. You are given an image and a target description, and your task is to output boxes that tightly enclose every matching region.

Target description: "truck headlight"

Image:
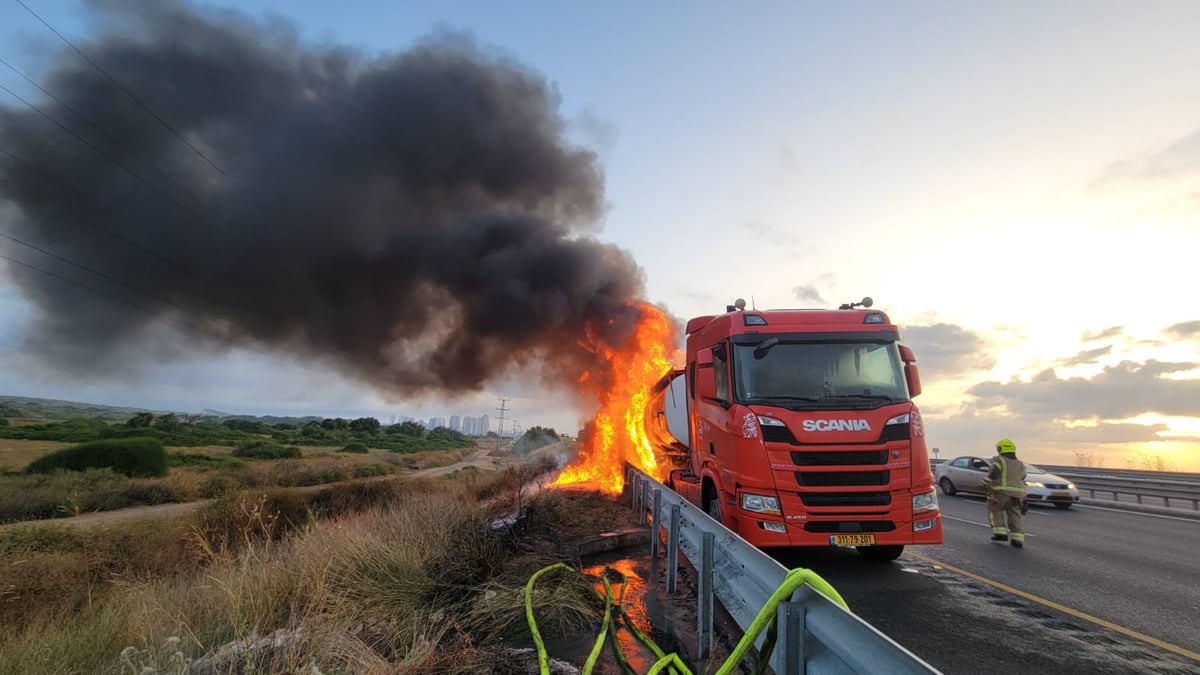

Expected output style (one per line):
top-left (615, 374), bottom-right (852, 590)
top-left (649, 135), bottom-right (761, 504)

top-left (741, 493), bottom-right (782, 515)
top-left (756, 415), bottom-right (785, 427)
top-left (912, 490), bottom-right (938, 512)
top-left (885, 413), bottom-right (910, 426)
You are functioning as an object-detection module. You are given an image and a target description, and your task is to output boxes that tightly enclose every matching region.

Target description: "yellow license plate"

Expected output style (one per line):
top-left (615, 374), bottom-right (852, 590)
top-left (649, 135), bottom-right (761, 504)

top-left (830, 534), bottom-right (875, 546)
top-left (1052, 492), bottom-right (1070, 498)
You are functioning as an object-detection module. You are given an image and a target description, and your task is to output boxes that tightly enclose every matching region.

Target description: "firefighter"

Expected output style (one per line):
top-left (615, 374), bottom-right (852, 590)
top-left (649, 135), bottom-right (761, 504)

top-left (983, 438), bottom-right (1027, 548)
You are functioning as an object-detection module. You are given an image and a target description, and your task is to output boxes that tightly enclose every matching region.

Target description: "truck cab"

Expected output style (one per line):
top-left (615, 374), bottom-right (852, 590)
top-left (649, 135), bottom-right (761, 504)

top-left (657, 300), bottom-right (943, 561)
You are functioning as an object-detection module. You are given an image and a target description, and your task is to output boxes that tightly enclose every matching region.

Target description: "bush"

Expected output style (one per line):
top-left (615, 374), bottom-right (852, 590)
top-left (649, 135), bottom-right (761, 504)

top-left (25, 439), bottom-right (169, 477)
top-left (232, 441), bottom-right (301, 460)
top-left (340, 443), bottom-right (369, 454)
top-left (0, 418), bottom-right (9, 427)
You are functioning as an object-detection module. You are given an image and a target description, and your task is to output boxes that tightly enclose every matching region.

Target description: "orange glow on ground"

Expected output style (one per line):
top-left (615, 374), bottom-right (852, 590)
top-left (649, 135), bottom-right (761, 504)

top-left (550, 302), bottom-right (675, 494)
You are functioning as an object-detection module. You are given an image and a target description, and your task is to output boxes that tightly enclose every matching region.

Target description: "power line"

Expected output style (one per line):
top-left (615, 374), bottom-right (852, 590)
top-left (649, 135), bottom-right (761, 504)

top-left (0, 149), bottom-right (223, 292)
top-left (0, 81), bottom-right (216, 229)
top-left (0, 251), bottom-right (222, 339)
top-left (0, 231), bottom-right (181, 310)
top-left (0, 55), bottom-right (215, 212)
top-left (13, 0), bottom-right (230, 179)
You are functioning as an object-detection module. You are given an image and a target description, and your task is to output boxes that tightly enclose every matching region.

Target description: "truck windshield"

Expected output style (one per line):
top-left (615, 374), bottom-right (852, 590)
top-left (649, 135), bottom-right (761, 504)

top-left (732, 339), bottom-right (909, 408)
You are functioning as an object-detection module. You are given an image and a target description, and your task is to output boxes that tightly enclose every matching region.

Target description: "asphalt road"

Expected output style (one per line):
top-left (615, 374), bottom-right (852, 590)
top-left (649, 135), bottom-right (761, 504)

top-left (768, 496), bottom-right (1200, 674)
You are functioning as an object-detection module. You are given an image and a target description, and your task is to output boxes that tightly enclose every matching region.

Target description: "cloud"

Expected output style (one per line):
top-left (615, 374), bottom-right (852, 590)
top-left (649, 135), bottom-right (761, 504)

top-left (900, 323), bottom-right (995, 379)
top-left (1055, 345), bottom-right (1112, 368)
top-left (793, 285), bottom-right (824, 305)
top-left (968, 359), bottom-right (1200, 420)
top-left (1081, 326), bottom-right (1122, 342)
top-left (1164, 320), bottom-right (1200, 340)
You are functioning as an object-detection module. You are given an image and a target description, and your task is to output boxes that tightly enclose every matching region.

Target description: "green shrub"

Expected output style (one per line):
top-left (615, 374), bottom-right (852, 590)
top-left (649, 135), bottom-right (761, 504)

top-left (168, 452), bottom-right (241, 468)
top-left (353, 463), bottom-right (386, 478)
top-left (24, 439), bottom-right (168, 477)
top-left (340, 442), bottom-right (369, 454)
top-left (0, 418), bottom-right (9, 427)
top-left (232, 441), bottom-right (301, 460)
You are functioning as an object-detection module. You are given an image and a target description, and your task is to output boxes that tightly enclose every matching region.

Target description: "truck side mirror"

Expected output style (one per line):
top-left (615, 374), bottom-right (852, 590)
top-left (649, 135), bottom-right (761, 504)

top-left (905, 363), bottom-right (922, 398)
top-left (898, 345), bottom-right (916, 363)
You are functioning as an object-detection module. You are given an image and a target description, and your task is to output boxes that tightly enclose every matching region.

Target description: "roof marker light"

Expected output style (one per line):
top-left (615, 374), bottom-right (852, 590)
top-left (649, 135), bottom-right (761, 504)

top-left (864, 312), bottom-right (884, 324)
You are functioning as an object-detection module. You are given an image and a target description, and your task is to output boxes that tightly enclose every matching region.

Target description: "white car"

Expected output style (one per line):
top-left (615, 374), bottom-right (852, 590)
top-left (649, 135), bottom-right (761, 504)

top-left (934, 455), bottom-right (1081, 510)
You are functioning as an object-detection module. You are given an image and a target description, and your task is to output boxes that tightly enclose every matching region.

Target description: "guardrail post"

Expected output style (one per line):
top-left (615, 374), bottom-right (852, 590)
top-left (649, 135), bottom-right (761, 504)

top-left (777, 601), bottom-right (806, 674)
top-left (1136, 493), bottom-right (1143, 505)
top-left (666, 504), bottom-right (680, 594)
top-left (650, 489), bottom-right (662, 562)
top-left (641, 480), bottom-right (650, 524)
top-left (698, 531), bottom-right (714, 660)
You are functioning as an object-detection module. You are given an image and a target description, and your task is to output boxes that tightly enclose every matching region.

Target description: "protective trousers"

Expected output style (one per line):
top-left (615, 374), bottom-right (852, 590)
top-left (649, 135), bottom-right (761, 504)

top-left (987, 491), bottom-right (1024, 544)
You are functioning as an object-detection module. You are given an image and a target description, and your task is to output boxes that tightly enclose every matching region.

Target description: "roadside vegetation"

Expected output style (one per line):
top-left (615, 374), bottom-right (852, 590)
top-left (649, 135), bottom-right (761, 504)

top-left (0, 456), bottom-right (644, 674)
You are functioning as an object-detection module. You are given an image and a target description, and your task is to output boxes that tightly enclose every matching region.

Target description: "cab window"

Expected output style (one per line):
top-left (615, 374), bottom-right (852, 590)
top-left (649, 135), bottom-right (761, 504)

top-left (713, 342), bottom-right (730, 403)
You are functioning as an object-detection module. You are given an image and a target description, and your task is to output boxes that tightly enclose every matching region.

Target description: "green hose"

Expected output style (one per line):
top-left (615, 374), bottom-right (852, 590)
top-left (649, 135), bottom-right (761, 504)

top-left (713, 567), bottom-right (849, 675)
top-left (525, 562), bottom-right (575, 675)
top-left (524, 562), bottom-right (847, 675)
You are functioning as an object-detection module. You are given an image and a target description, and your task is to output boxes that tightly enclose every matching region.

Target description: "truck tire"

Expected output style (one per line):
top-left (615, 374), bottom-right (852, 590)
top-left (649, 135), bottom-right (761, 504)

top-left (857, 545), bottom-right (904, 562)
top-left (707, 496), bottom-right (722, 524)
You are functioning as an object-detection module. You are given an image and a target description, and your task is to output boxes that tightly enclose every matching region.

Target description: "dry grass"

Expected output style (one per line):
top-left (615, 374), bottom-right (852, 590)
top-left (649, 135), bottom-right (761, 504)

top-left (0, 439), bottom-right (72, 472)
top-left (0, 465), bottom-right (622, 674)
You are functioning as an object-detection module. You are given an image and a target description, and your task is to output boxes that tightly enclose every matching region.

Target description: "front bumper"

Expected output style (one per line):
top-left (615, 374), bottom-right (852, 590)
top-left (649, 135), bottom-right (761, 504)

top-left (1025, 486), bottom-right (1080, 505)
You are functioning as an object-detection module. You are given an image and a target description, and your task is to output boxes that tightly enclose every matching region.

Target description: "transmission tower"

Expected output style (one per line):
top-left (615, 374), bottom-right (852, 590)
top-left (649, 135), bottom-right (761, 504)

top-left (495, 398), bottom-right (509, 436)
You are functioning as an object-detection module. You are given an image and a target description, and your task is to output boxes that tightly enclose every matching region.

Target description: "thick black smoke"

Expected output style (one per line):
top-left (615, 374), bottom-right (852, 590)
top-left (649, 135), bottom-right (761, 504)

top-left (0, 0), bottom-right (652, 396)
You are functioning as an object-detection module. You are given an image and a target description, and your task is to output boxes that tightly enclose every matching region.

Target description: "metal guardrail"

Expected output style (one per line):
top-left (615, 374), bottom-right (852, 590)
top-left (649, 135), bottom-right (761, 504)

top-left (1039, 467), bottom-right (1200, 511)
top-left (625, 465), bottom-right (939, 674)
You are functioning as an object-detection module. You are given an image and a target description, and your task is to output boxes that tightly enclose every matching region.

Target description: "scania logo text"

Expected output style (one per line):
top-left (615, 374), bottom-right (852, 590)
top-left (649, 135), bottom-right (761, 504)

top-left (802, 419), bottom-right (872, 432)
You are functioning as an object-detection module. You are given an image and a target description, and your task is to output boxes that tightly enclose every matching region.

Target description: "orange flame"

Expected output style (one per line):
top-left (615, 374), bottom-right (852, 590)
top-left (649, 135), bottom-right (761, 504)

top-left (551, 302), bottom-right (676, 494)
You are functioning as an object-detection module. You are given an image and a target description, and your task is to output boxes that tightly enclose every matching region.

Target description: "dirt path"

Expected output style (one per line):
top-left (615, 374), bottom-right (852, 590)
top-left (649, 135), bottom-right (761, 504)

top-left (0, 447), bottom-right (512, 532)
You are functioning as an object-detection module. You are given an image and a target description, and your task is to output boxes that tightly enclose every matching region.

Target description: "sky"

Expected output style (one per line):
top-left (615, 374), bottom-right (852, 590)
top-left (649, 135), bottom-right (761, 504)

top-left (1, 0), bottom-right (1198, 471)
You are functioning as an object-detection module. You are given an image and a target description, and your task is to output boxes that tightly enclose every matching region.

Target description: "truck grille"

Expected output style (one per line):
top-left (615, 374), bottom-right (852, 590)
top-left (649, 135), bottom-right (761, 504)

top-left (803, 521), bottom-right (896, 533)
top-left (795, 470), bottom-right (889, 486)
top-left (791, 450), bottom-right (887, 466)
top-left (800, 492), bottom-right (892, 507)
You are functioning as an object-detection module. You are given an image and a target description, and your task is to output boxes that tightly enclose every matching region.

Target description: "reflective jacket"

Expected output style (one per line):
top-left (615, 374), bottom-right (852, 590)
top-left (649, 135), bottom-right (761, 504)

top-left (985, 455), bottom-right (1026, 495)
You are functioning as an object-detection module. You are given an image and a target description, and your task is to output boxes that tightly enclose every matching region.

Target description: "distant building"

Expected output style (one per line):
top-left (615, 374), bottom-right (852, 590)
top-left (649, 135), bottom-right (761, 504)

top-left (449, 415), bottom-right (461, 432)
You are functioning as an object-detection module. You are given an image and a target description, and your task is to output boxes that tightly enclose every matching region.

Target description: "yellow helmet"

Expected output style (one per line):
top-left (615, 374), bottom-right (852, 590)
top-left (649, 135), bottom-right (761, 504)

top-left (996, 438), bottom-right (1016, 454)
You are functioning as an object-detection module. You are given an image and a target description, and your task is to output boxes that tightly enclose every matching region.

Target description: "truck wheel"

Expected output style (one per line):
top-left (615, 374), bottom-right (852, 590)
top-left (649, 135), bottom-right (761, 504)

top-left (939, 478), bottom-right (957, 496)
top-left (857, 545), bottom-right (904, 562)
top-left (707, 496), bottom-right (722, 524)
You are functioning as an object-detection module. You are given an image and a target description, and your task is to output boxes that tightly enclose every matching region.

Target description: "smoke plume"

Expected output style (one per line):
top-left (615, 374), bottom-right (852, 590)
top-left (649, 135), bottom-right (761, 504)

top-left (0, 0), bottom-right (653, 398)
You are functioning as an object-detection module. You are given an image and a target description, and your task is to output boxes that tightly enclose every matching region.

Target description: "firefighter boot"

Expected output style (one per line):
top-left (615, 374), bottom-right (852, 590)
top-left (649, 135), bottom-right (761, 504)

top-left (1010, 532), bottom-right (1025, 549)
top-left (991, 533), bottom-right (1009, 542)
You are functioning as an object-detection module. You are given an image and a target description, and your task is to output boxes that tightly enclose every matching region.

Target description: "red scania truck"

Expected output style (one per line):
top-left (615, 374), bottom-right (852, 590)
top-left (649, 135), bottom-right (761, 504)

top-left (645, 297), bottom-right (942, 561)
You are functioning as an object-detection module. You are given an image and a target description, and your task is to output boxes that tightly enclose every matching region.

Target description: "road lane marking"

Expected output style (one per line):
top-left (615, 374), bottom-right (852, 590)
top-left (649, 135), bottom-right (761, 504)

top-left (908, 552), bottom-right (1200, 664)
top-left (1076, 503), bottom-right (1200, 523)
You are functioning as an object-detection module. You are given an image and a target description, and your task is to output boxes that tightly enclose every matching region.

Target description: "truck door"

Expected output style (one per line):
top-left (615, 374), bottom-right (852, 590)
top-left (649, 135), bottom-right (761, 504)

top-left (698, 342), bottom-right (738, 488)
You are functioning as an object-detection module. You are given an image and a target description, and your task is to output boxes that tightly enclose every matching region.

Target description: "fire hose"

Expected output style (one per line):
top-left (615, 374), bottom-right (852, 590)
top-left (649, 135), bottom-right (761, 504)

top-left (525, 563), bottom-right (849, 675)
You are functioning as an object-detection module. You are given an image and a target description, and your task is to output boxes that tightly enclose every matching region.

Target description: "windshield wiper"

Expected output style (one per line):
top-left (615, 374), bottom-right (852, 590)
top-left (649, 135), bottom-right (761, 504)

top-left (821, 393), bottom-right (895, 400)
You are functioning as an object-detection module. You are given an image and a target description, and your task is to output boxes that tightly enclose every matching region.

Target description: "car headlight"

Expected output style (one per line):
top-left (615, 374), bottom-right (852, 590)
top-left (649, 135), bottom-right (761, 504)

top-left (912, 490), bottom-right (938, 512)
top-left (1067, 482), bottom-right (1076, 489)
top-left (1025, 481), bottom-right (1045, 488)
top-left (741, 492), bottom-right (782, 515)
